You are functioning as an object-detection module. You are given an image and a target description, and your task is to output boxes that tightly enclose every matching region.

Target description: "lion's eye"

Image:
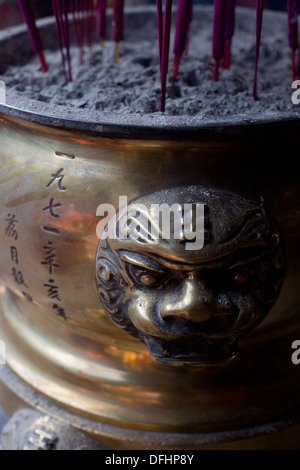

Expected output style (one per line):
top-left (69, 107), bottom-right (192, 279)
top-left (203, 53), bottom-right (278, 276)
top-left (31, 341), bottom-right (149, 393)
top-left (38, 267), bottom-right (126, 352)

top-left (140, 274), bottom-right (156, 287)
top-left (127, 263), bottom-right (168, 289)
top-left (234, 270), bottom-right (252, 285)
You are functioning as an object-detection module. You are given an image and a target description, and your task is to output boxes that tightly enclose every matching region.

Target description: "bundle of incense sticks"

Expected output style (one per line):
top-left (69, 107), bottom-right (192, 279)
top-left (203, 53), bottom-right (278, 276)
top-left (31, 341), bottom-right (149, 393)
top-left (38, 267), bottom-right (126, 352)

top-left (18, 0), bottom-right (300, 112)
top-left (52, 0), bottom-right (122, 77)
top-left (17, 0), bottom-right (48, 73)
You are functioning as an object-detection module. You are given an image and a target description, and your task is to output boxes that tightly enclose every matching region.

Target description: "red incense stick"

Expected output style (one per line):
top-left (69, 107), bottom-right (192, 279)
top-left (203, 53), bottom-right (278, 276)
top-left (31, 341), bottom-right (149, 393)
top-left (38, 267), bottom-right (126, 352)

top-left (17, 0), bottom-right (48, 73)
top-left (84, 0), bottom-right (90, 46)
top-left (89, 0), bottom-right (96, 47)
top-left (62, 0), bottom-right (72, 82)
top-left (172, 0), bottom-right (193, 81)
top-left (160, 0), bottom-right (173, 112)
top-left (85, 0), bottom-right (95, 48)
top-left (96, 0), bottom-right (107, 48)
top-left (52, 0), bottom-right (67, 80)
top-left (253, 0), bottom-right (264, 100)
top-left (52, 0), bottom-right (73, 82)
top-left (70, 0), bottom-right (83, 62)
top-left (55, 0), bottom-right (72, 82)
top-left (112, 0), bottom-right (124, 64)
top-left (156, 0), bottom-right (163, 68)
top-left (78, 0), bottom-right (86, 64)
top-left (288, 0), bottom-right (298, 82)
top-left (183, 1), bottom-right (193, 57)
top-left (212, 0), bottom-right (227, 82)
top-left (223, 0), bottom-right (236, 70)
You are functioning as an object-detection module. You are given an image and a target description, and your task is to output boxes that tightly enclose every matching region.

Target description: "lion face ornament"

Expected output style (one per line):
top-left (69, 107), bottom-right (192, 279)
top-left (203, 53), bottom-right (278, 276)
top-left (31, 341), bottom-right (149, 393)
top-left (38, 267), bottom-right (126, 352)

top-left (95, 187), bottom-right (285, 366)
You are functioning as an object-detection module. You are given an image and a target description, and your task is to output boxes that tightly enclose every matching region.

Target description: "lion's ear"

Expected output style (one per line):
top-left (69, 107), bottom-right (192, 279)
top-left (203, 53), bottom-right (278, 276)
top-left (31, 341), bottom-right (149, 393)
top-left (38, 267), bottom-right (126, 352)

top-left (96, 243), bottom-right (140, 339)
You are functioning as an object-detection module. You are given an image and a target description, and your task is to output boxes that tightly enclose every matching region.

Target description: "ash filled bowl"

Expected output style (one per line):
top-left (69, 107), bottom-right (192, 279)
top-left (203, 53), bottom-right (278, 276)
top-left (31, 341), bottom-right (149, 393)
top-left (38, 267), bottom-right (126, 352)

top-left (0, 5), bottom-right (299, 138)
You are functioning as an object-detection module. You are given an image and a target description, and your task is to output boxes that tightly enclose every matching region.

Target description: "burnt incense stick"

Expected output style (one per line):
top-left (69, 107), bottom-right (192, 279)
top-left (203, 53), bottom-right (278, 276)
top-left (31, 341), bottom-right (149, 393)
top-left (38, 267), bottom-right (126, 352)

top-left (223, 0), bottom-right (236, 70)
top-left (212, 0), bottom-right (227, 82)
top-left (96, 0), bottom-right (107, 48)
top-left (172, 0), bottom-right (193, 81)
top-left (17, 0), bottom-right (48, 73)
top-left (112, 0), bottom-right (124, 64)
top-left (253, 0), bottom-right (264, 100)
top-left (288, 0), bottom-right (298, 81)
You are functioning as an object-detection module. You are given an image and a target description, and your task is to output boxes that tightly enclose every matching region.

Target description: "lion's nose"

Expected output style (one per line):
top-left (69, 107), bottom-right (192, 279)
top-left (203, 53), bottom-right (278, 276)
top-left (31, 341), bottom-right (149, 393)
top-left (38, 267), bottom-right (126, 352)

top-left (160, 277), bottom-right (232, 324)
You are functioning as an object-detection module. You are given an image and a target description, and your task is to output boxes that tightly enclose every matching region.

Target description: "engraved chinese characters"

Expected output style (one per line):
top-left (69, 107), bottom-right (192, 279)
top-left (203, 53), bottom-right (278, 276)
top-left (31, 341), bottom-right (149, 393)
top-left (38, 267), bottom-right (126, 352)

top-left (41, 165), bottom-right (69, 320)
top-left (96, 187), bottom-right (285, 366)
top-left (1, 157), bottom-right (73, 320)
top-left (4, 214), bottom-right (31, 301)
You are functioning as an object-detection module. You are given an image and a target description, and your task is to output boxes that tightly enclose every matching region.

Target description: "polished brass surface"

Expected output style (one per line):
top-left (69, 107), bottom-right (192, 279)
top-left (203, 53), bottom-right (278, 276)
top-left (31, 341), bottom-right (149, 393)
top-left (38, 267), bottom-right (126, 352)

top-left (96, 187), bottom-right (285, 366)
top-left (1, 364), bottom-right (300, 450)
top-left (0, 110), bottom-right (299, 447)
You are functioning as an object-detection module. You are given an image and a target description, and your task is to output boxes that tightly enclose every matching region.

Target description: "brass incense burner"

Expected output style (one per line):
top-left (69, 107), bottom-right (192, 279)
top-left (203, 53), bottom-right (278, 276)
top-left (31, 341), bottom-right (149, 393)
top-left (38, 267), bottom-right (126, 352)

top-left (0, 6), bottom-right (300, 450)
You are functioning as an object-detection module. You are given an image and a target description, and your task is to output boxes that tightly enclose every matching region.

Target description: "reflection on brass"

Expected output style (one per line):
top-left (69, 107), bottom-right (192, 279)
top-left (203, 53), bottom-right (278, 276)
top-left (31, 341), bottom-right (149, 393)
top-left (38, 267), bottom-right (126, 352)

top-left (96, 187), bottom-right (285, 366)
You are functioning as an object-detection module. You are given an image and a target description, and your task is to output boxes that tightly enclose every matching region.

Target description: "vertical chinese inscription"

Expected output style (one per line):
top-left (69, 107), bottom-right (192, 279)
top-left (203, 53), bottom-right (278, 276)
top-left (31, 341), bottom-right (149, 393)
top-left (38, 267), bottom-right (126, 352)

top-left (41, 241), bottom-right (60, 274)
top-left (5, 214), bottom-right (18, 240)
top-left (41, 165), bottom-right (70, 320)
top-left (4, 215), bottom-right (31, 300)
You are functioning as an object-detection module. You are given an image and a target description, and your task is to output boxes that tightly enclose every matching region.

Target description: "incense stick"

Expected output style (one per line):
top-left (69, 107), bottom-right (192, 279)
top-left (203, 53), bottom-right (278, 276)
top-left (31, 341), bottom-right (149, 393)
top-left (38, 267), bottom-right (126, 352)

top-left (112, 0), bottom-right (124, 64)
top-left (86, 0), bottom-right (96, 48)
top-left (54, 0), bottom-right (72, 82)
top-left (212, 0), bottom-right (227, 82)
top-left (160, 0), bottom-right (173, 112)
top-left (253, 0), bottom-right (264, 100)
top-left (62, 0), bottom-right (73, 82)
top-left (70, 0), bottom-right (82, 62)
top-left (172, 0), bottom-right (193, 81)
top-left (156, 0), bottom-right (163, 68)
top-left (17, 0), bottom-right (48, 74)
top-left (96, 0), bottom-right (107, 49)
top-left (52, 0), bottom-right (67, 80)
top-left (288, 0), bottom-right (298, 82)
top-left (223, 0), bottom-right (236, 70)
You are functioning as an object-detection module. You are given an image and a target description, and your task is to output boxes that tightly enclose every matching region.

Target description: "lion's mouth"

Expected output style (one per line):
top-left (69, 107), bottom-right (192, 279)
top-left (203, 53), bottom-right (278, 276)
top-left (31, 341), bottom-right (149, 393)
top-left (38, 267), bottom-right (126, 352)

top-left (143, 334), bottom-right (239, 367)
